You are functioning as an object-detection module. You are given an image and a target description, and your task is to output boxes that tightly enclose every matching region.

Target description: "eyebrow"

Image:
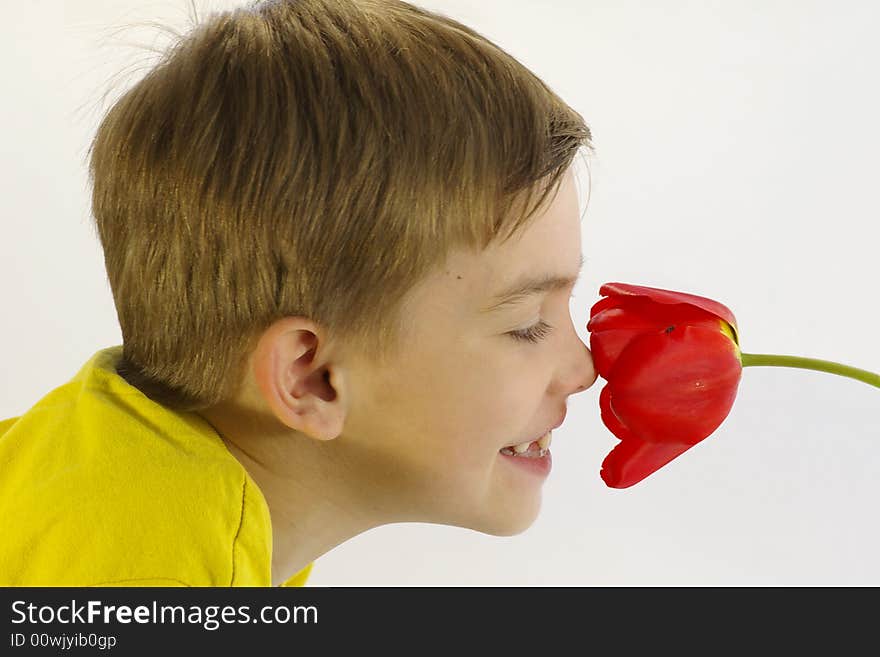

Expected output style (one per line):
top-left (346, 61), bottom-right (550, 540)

top-left (482, 254), bottom-right (585, 313)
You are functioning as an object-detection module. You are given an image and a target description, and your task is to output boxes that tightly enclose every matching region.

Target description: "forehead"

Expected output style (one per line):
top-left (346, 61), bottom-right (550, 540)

top-left (475, 171), bottom-right (582, 291)
top-left (413, 171), bottom-right (583, 319)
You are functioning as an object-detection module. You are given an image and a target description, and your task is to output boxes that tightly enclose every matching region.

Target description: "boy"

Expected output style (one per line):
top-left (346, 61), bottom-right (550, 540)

top-left (0, 0), bottom-right (597, 586)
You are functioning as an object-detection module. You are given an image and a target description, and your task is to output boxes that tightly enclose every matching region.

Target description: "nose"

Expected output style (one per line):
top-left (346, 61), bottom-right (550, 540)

top-left (561, 329), bottom-right (598, 395)
top-left (573, 340), bottom-right (598, 393)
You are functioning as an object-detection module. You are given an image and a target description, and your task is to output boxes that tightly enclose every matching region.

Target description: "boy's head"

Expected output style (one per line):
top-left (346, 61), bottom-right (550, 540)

top-left (88, 0), bottom-right (597, 535)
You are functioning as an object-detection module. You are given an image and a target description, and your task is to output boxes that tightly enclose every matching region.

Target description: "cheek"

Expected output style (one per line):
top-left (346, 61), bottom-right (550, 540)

top-left (451, 377), bottom-right (542, 452)
top-left (376, 340), bottom-right (546, 451)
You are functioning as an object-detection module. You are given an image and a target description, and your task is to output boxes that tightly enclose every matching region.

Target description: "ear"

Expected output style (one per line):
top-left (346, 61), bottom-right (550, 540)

top-left (251, 317), bottom-right (347, 441)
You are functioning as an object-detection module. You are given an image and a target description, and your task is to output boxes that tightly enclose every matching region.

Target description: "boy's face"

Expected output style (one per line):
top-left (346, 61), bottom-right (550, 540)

top-left (343, 168), bottom-right (597, 535)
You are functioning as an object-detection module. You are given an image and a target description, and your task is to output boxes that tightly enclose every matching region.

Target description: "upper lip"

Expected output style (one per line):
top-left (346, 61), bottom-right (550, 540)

top-left (502, 411), bottom-right (566, 449)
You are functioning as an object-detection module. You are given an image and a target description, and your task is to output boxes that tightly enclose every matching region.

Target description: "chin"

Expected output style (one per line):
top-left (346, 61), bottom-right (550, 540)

top-left (483, 522), bottom-right (534, 538)
top-left (493, 514), bottom-right (540, 537)
top-left (465, 502), bottom-right (542, 537)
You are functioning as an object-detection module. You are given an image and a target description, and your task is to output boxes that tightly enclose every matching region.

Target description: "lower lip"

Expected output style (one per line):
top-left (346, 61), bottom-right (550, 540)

top-left (499, 447), bottom-right (552, 478)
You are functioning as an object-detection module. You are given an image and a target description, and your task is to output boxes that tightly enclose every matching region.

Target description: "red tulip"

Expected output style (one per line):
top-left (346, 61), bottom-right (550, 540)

top-left (587, 282), bottom-right (744, 489)
top-left (587, 282), bottom-right (879, 489)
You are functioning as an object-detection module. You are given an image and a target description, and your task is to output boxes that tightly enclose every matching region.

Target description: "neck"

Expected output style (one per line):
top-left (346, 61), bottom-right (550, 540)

top-left (197, 404), bottom-right (380, 586)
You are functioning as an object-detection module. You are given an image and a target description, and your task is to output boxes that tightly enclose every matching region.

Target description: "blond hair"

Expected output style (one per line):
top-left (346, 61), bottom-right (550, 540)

top-left (88, 0), bottom-right (594, 412)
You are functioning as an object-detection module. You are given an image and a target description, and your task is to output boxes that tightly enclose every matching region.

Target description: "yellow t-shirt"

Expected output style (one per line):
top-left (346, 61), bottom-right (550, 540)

top-left (0, 345), bottom-right (313, 587)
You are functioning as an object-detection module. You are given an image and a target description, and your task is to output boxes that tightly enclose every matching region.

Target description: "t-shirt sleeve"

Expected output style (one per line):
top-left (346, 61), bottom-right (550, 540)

top-left (0, 416), bottom-right (21, 437)
top-left (281, 562), bottom-right (314, 587)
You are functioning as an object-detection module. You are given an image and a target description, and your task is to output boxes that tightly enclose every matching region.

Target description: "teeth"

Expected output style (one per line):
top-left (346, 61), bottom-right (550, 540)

top-left (507, 430), bottom-right (552, 454)
top-left (537, 431), bottom-right (552, 450)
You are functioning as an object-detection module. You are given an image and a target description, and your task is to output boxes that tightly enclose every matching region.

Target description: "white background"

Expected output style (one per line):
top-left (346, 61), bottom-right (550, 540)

top-left (2, 1), bottom-right (878, 585)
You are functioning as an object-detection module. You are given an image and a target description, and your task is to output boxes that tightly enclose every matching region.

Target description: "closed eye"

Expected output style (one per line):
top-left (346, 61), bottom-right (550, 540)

top-left (507, 319), bottom-right (554, 344)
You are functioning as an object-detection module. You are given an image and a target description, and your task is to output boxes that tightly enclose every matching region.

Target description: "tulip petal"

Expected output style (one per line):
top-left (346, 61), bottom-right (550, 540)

top-left (588, 300), bottom-right (661, 333)
top-left (597, 282), bottom-right (739, 345)
top-left (601, 436), bottom-right (695, 489)
top-left (589, 298), bottom-right (725, 334)
top-left (599, 385), bottom-right (694, 488)
top-left (590, 328), bottom-right (654, 380)
top-left (587, 294), bottom-right (622, 319)
top-left (589, 297), bottom-right (733, 377)
top-left (588, 297), bottom-right (663, 378)
top-left (608, 325), bottom-right (742, 444)
top-left (598, 383), bottom-right (637, 441)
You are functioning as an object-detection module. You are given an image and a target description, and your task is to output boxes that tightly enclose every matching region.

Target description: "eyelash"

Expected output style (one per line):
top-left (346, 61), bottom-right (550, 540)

top-left (505, 290), bottom-right (576, 344)
top-left (508, 319), bottom-right (555, 344)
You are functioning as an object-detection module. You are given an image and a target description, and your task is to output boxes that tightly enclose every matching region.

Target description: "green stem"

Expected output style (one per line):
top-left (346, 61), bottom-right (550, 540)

top-left (740, 352), bottom-right (880, 389)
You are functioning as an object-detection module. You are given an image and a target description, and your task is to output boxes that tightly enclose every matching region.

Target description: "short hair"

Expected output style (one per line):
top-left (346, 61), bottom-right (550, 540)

top-left (88, 0), bottom-right (595, 412)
